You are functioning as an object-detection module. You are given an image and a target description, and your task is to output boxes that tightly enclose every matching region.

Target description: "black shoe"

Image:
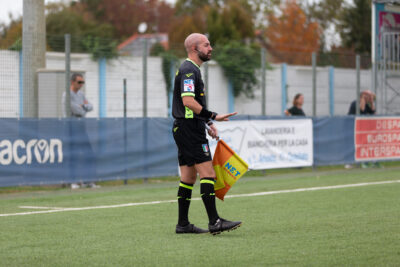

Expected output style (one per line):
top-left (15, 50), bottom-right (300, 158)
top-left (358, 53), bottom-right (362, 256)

top-left (208, 218), bottom-right (242, 235)
top-left (176, 224), bottom-right (209, 234)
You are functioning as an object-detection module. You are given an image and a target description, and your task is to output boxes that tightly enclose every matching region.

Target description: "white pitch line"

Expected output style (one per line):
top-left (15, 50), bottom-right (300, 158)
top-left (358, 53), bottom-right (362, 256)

top-left (1, 180), bottom-right (399, 217)
top-left (19, 206), bottom-right (65, 210)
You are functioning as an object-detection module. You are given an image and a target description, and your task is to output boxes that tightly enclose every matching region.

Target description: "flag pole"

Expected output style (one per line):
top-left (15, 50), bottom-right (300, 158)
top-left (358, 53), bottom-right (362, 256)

top-left (205, 123), bottom-right (220, 140)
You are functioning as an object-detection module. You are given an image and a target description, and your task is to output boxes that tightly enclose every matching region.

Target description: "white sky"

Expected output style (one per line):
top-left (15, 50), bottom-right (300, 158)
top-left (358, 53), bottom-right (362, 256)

top-left (1, 0), bottom-right (56, 24)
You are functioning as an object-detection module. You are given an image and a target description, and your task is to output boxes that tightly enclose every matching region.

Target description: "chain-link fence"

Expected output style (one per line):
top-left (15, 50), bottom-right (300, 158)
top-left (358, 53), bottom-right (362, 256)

top-left (1, 33), bottom-right (398, 119)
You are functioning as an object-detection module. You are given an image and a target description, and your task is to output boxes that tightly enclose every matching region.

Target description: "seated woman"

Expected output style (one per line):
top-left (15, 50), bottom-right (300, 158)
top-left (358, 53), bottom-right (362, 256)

top-left (285, 93), bottom-right (305, 116)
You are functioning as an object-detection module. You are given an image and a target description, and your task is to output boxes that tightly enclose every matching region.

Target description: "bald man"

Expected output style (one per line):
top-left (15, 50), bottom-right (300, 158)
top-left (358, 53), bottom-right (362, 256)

top-left (172, 33), bottom-right (242, 235)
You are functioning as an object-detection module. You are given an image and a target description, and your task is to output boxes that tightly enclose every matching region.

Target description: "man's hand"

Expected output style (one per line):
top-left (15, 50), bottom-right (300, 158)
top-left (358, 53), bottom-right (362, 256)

top-left (360, 95), bottom-right (367, 111)
top-left (207, 123), bottom-right (219, 140)
top-left (362, 90), bottom-right (376, 104)
top-left (215, 112), bottom-right (237, 122)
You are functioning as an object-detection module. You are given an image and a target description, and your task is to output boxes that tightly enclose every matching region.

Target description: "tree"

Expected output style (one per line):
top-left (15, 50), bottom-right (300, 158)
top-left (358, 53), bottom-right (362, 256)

top-left (78, 0), bottom-right (174, 39)
top-left (265, 0), bottom-right (320, 65)
top-left (168, 0), bottom-right (261, 98)
top-left (174, 0), bottom-right (216, 15)
top-left (207, 1), bottom-right (254, 46)
top-left (46, 3), bottom-right (114, 39)
top-left (168, 0), bottom-right (255, 52)
top-left (0, 17), bottom-right (22, 50)
top-left (214, 42), bottom-right (260, 97)
top-left (46, 2), bottom-right (116, 58)
top-left (239, 0), bottom-right (281, 27)
top-left (305, 0), bottom-right (344, 31)
top-left (338, 0), bottom-right (371, 54)
top-left (168, 8), bottom-right (207, 56)
top-left (305, 0), bottom-right (344, 51)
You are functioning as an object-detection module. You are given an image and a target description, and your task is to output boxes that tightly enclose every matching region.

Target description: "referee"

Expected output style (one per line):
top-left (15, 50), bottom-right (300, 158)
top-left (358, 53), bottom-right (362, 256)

top-left (172, 33), bottom-right (241, 234)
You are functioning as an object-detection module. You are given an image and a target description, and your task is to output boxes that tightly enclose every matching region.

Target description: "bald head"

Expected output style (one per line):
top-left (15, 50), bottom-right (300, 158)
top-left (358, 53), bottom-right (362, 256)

top-left (184, 33), bottom-right (212, 64)
top-left (184, 33), bottom-right (206, 53)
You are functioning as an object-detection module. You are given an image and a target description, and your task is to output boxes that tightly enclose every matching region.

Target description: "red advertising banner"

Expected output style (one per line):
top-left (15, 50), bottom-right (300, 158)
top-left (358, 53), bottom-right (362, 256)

top-left (355, 117), bottom-right (400, 161)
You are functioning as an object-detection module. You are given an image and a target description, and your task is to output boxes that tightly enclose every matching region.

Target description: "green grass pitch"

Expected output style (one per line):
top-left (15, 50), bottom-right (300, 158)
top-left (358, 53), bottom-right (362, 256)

top-left (0, 166), bottom-right (399, 266)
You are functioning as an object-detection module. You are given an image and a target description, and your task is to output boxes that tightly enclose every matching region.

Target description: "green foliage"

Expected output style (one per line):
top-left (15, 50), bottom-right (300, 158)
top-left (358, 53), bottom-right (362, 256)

top-left (214, 42), bottom-right (261, 97)
top-left (168, 12), bottom-right (207, 58)
top-left (8, 38), bottom-right (22, 51)
top-left (81, 36), bottom-right (118, 60)
top-left (338, 0), bottom-right (371, 54)
top-left (0, 18), bottom-right (22, 50)
top-left (46, 2), bottom-right (116, 60)
top-left (207, 1), bottom-right (254, 46)
top-left (161, 51), bottom-right (179, 95)
top-left (244, 0), bottom-right (281, 15)
top-left (174, 0), bottom-right (216, 15)
top-left (305, 0), bottom-right (344, 30)
top-left (150, 42), bottom-right (166, 56)
top-left (305, 0), bottom-right (344, 51)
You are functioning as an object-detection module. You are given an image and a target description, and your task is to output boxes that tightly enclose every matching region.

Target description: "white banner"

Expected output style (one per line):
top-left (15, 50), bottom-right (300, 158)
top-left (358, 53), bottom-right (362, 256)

top-left (208, 119), bottom-right (313, 169)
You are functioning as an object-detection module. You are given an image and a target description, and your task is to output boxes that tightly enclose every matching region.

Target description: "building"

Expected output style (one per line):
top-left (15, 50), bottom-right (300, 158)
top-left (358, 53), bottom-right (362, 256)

top-left (118, 33), bottom-right (168, 56)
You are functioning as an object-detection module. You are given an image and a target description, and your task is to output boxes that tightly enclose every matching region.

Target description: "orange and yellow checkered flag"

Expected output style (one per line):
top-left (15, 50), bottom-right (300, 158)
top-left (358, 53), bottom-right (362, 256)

top-left (212, 140), bottom-right (249, 200)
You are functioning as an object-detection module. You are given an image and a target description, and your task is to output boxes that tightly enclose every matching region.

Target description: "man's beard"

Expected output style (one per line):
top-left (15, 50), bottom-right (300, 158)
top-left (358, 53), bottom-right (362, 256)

top-left (198, 51), bottom-right (211, 62)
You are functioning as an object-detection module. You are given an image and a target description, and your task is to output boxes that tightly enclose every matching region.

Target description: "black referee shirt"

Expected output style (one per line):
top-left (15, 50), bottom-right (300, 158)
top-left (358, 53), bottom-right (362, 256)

top-left (172, 59), bottom-right (207, 120)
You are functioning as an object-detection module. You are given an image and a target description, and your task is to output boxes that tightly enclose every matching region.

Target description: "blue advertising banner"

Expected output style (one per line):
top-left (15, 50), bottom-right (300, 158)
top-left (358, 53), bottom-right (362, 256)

top-left (313, 117), bottom-right (355, 166)
top-left (0, 116), bottom-right (380, 187)
top-left (0, 118), bottom-right (178, 187)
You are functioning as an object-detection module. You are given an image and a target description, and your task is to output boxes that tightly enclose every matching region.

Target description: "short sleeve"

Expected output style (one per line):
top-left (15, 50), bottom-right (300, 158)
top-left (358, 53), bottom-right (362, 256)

top-left (180, 71), bottom-right (196, 97)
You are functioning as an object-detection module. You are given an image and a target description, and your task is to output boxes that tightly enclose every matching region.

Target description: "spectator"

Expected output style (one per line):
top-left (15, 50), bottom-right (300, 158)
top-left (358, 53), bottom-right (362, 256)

top-left (285, 93), bottom-right (305, 116)
top-left (348, 90), bottom-right (376, 115)
top-left (62, 73), bottom-right (93, 117)
top-left (346, 90), bottom-right (380, 169)
top-left (63, 73), bottom-right (98, 189)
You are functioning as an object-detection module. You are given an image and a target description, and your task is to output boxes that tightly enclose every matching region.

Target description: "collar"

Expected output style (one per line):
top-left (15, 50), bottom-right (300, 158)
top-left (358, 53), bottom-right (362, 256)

top-left (186, 58), bottom-right (200, 69)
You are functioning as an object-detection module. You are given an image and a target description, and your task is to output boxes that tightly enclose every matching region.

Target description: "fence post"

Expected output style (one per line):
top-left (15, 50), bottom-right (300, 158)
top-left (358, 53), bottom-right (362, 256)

top-left (123, 78), bottom-right (128, 185)
top-left (99, 58), bottom-right (107, 118)
top-left (142, 39), bottom-right (148, 183)
top-left (329, 66), bottom-right (335, 116)
top-left (143, 38), bottom-right (148, 118)
top-left (312, 52), bottom-right (317, 117)
top-left (19, 50), bottom-right (24, 118)
top-left (281, 63), bottom-right (287, 116)
top-left (356, 55), bottom-right (361, 115)
top-left (261, 47), bottom-right (266, 116)
top-left (22, 0), bottom-right (46, 117)
top-left (168, 62), bottom-right (175, 117)
top-left (123, 79), bottom-right (127, 117)
top-left (228, 80), bottom-right (235, 113)
top-left (371, 58), bottom-right (376, 93)
top-left (204, 62), bottom-right (209, 107)
top-left (65, 34), bottom-right (71, 118)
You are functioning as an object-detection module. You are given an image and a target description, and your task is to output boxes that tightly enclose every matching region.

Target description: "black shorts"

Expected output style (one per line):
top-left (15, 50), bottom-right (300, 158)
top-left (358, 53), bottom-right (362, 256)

top-left (172, 119), bottom-right (212, 166)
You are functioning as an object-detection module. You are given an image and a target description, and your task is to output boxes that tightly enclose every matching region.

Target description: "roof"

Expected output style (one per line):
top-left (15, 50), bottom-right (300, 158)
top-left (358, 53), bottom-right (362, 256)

top-left (118, 33), bottom-right (168, 51)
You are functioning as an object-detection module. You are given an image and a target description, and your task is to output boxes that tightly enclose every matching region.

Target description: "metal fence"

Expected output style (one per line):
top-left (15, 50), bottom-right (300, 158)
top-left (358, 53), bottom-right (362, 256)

top-left (1, 33), bottom-right (396, 119)
top-left (378, 32), bottom-right (400, 115)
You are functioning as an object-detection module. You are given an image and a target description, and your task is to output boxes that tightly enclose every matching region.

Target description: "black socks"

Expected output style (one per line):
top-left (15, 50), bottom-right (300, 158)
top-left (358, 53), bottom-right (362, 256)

top-left (177, 181), bottom-right (193, 226)
top-left (200, 178), bottom-right (219, 225)
top-left (177, 178), bottom-right (220, 226)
